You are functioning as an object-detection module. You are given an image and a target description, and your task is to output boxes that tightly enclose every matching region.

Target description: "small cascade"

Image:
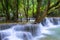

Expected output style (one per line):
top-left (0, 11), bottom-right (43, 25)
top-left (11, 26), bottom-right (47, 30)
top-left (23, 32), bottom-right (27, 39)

top-left (45, 17), bottom-right (54, 27)
top-left (0, 17), bottom-right (60, 40)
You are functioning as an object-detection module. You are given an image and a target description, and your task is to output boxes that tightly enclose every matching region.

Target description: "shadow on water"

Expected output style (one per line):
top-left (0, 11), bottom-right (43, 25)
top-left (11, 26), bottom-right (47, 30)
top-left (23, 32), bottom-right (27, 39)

top-left (0, 17), bottom-right (60, 40)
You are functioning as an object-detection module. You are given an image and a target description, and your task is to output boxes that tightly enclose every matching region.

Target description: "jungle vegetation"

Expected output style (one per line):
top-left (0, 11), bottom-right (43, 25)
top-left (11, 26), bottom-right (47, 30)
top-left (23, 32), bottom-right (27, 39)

top-left (0, 0), bottom-right (60, 23)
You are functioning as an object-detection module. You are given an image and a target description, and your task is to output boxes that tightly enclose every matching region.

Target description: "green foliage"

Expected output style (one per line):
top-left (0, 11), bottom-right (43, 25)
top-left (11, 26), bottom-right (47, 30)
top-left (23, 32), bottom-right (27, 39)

top-left (0, 0), bottom-right (60, 18)
top-left (0, 3), bottom-right (2, 10)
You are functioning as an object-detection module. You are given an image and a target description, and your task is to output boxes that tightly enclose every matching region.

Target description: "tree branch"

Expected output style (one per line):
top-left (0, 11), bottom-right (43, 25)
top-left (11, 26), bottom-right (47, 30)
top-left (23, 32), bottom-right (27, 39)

top-left (55, 5), bottom-right (60, 9)
top-left (48, 1), bottom-right (60, 10)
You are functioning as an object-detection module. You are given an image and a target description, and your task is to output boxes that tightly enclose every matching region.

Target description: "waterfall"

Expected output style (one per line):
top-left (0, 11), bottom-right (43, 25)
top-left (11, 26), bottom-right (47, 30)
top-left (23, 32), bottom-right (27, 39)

top-left (0, 17), bottom-right (60, 40)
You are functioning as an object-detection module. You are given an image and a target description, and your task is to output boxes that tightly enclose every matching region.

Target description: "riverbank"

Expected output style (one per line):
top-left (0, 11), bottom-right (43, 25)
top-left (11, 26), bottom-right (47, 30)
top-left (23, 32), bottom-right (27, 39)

top-left (0, 17), bottom-right (60, 24)
top-left (0, 21), bottom-right (28, 24)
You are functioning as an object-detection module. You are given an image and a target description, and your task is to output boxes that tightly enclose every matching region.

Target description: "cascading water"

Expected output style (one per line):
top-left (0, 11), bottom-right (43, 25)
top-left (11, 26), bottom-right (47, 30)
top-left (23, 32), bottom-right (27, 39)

top-left (0, 17), bottom-right (60, 40)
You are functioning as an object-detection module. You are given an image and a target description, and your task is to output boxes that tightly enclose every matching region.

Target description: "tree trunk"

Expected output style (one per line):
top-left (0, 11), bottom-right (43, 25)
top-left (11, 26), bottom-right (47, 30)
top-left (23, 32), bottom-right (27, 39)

top-left (32, 0), bottom-right (35, 18)
top-left (34, 0), bottom-right (42, 23)
top-left (12, 0), bottom-right (18, 22)
top-left (58, 8), bottom-right (60, 16)
top-left (23, 0), bottom-right (27, 22)
top-left (15, 0), bottom-right (18, 22)
top-left (5, 0), bottom-right (10, 22)
top-left (25, 0), bottom-right (29, 22)
top-left (34, 0), bottom-right (50, 23)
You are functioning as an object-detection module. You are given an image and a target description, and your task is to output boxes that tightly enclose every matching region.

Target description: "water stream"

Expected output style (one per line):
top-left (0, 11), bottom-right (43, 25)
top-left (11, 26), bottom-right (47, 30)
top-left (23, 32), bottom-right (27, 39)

top-left (0, 17), bottom-right (60, 40)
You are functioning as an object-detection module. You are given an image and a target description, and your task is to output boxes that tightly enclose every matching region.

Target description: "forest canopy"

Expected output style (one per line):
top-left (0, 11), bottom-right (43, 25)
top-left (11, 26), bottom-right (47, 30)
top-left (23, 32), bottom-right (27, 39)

top-left (0, 0), bottom-right (60, 23)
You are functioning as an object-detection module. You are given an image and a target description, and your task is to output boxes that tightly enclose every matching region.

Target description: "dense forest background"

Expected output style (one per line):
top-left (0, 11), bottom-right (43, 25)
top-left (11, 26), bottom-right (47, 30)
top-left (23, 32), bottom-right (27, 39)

top-left (0, 0), bottom-right (60, 23)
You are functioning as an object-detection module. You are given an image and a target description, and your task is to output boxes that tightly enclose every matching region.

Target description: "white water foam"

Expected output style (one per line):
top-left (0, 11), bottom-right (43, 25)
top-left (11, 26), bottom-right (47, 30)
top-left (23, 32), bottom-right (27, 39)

top-left (0, 17), bottom-right (60, 40)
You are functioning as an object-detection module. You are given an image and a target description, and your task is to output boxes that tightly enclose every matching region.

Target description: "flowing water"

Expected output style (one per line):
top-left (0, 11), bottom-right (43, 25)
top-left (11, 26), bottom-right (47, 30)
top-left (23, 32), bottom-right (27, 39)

top-left (0, 17), bottom-right (60, 40)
